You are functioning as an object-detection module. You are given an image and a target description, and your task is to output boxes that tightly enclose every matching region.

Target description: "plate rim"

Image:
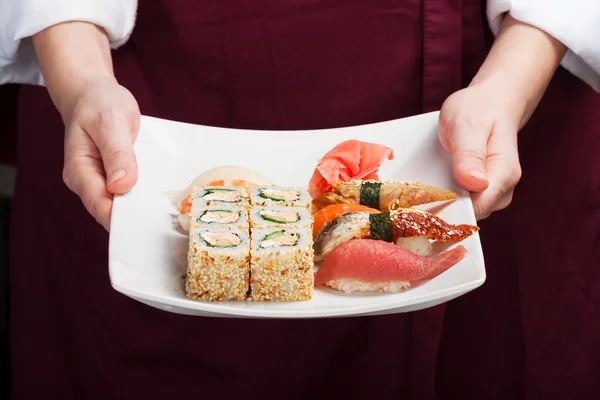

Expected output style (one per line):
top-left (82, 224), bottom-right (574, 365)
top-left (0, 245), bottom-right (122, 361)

top-left (108, 111), bottom-right (486, 318)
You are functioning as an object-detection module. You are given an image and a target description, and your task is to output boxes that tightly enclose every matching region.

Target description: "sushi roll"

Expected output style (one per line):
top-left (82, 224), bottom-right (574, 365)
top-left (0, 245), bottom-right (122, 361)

top-left (249, 186), bottom-right (311, 209)
top-left (191, 185), bottom-right (250, 208)
top-left (189, 203), bottom-right (249, 231)
top-left (249, 227), bottom-right (314, 301)
top-left (186, 227), bottom-right (250, 301)
top-left (249, 206), bottom-right (312, 230)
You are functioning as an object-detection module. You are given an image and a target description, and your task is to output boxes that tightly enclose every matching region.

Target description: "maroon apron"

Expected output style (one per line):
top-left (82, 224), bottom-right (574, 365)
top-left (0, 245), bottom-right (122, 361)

top-left (10, 1), bottom-right (600, 399)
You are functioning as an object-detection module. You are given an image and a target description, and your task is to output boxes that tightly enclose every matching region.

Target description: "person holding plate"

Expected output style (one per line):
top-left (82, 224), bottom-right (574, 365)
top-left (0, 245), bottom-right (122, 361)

top-left (1, 0), bottom-right (599, 398)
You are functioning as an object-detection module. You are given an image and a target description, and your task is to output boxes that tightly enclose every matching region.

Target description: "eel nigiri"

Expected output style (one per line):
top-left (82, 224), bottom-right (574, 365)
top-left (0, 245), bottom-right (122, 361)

top-left (312, 179), bottom-right (458, 212)
top-left (315, 239), bottom-right (467, 293)
top-left (308, 140), bottom-right (394, 198)
top-left (314, 208), bottom-right (478, 260)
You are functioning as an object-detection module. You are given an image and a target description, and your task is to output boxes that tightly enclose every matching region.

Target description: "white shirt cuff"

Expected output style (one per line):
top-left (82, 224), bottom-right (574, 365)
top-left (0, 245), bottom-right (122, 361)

top-left (488, 0), bottom-right (600, 92)
top-left (0, 0), bottom-right (138, 86)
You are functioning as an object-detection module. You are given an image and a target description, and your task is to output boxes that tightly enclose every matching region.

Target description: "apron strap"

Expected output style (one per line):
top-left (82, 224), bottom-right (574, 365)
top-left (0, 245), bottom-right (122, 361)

top-left (422, 0), bottom-right (464, 113)
top-left (408, 2), bottom-right (464, 399)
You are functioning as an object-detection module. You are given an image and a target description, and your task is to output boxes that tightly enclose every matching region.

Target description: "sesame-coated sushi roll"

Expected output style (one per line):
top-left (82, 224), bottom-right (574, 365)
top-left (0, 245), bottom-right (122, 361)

top-left (186, 228), bottom-right (250, 301)
top-left (249, 227), bottom-right (314, 301)
top-left (189, 202), bottom-right (249, 231)
top-left (191, 186), bottom-right (250, 208)
top-left (249, 186), bottom-right (311, 209)
top-left (249, 206), bottom-right (312, 230)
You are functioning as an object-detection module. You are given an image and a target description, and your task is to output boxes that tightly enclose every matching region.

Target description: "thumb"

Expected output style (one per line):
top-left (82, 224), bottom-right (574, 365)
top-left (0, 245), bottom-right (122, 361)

top-left (89, 112), bottom-right (139, 195)
top-left (446, 121), bottom-right (490, 193)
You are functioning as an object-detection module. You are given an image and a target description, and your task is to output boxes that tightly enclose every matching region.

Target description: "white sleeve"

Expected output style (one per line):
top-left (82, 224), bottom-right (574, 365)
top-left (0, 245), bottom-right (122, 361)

top-left (0, 0), bottom-right (138, 86)
top-left (488, 0), bottom-right (600, 92)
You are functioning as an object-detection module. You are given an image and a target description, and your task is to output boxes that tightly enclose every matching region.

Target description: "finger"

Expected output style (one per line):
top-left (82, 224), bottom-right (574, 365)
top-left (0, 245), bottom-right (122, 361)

top-left (64, 158), bottom-right (114, 231)
top-left (86, 111), bottom-right (138, 195)
top-left (475, 188), bottom-right (514, 221)
top-left (471, 129), bottom-right (521, 220)
top-left (441, 117), bottom-right (490, 193)
top-left (64, 127), bottom-right (115, 230)
top-left (471, 183), bottom-right (505, 220)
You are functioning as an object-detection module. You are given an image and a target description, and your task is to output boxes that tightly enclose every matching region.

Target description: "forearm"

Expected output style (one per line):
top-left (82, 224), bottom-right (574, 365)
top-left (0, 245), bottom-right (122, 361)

top-left (471, 15), bottom-right (567, 128)
top-left (32, 22), bottom-right (115, 119)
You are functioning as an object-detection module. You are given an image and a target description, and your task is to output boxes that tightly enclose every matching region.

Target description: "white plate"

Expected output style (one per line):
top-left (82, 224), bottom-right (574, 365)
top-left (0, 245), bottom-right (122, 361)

top-left (109, 111), bottom-right (486, 318)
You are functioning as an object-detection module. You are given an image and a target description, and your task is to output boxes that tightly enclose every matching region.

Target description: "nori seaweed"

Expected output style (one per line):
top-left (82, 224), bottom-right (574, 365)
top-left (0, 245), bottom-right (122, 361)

top-left (369, 212), bottom-right (392, 242)
top-left (360, 181), bottom-right (381, 209)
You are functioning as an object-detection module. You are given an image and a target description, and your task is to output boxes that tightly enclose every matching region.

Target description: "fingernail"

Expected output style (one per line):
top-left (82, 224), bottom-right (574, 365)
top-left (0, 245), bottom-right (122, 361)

top-left (108, 169), bottom-right (126, 186)
top-left (467, 168), bottom-right (486, 180)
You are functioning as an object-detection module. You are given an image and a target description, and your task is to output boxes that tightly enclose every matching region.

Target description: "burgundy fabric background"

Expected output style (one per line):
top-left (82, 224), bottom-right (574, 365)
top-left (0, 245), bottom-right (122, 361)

top-left (7, 1), bottom-right (600, 399)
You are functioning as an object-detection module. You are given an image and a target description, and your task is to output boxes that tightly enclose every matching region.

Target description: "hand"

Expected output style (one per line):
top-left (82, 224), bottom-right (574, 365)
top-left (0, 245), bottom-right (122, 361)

top-left (32, 22), bottom-right (141, 230)
top-left (438, 15), bottom-right (567, 220)
top-left (438, 78), bottom-right (522, 220)
top-left (62, 76), bottom-right (140, 230)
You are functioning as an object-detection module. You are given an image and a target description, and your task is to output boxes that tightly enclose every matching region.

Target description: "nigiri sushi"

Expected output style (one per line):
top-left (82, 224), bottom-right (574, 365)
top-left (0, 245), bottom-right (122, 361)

top-left (312, 204), bottom-right (381, 239)
top-left (314, 208), bottom-right (478, 260)
top-left (308, 140), bottom-right (394, 198)
top-left (312, 179), bottom-right (458, 212)
top-left (314, 239), bottom-right (467, 293)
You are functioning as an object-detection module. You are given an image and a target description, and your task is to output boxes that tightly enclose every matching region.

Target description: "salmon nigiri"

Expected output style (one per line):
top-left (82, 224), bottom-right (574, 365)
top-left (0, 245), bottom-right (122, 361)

top-left (308, 140), bottom-right (394, 198)
top-left (315, 239), bottom-right (467, 293)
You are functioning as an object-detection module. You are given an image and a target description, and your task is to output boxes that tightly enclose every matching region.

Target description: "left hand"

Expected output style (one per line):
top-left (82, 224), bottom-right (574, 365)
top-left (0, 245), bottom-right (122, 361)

top-left (438, 15), bottom-right (567, 220)
top-left (438, 77), bottom-right (523, 220)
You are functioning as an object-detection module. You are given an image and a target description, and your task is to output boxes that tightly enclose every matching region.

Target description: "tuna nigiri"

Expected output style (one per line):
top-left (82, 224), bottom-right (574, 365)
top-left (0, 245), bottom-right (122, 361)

top-left (314, 208), bottom-right (478, 260)
top-left (308, 140), bottom-right (394, 198)
top-left (312, 179), bottom-right (458, 212)
top-left (315, 239), bottom-right (467, 293)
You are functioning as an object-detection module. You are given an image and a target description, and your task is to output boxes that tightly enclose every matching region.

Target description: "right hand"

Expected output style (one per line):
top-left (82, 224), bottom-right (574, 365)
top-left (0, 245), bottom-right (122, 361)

top-left (61, 76), bottom-right (141, 231)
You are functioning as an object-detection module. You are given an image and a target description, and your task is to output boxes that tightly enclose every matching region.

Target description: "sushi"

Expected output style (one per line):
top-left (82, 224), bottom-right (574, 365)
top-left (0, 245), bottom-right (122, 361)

top-left (249, 227), bottom-right (314, 301)
top-left (249, 206), bottom-right (312, 229)
top-left (169, 166), bottom-right (275, 232)
top-left (312, 204), bottom-right (380, 239)
top-left (311, 179), bottom-right (458, 212)
top-left (168, 165), bottom-right (274, 208)
top-left (314, 239), bottom-right (467, 293)
top-left (249, 186), bottom-right (311, 209)
top-left (186, 227), bottom-right (251, 301)
top-left (191, 185), bottom-right (250, 208)
top-left (189, 202), bottom-right (249, 231)
top-left (177, 185), bottom-right (250, 231)
top-left (314, 208), bottom-right (478, 260)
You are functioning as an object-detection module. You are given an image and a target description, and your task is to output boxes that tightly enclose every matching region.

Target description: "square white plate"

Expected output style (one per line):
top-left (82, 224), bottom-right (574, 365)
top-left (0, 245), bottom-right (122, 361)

top-left (109, 111), bottom-right (486, 318)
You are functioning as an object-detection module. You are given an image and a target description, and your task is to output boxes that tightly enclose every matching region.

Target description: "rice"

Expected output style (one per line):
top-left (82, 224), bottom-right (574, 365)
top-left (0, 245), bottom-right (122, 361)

top-left (326, 279), bottom-right (411, 293)
top-left (249, 227), bottom-right (314, 301)
top-left (249, 186), bottom-right (311, 209)
top-left (395, 235), bottom-right (434, 256)
top-left (249, 206), bottom-right (312, 230)
top-left (185, 227), bottom-right (250, 301)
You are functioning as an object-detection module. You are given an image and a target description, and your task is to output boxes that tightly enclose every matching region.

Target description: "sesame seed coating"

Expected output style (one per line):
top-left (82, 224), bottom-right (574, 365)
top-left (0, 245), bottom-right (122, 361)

top-left (185, 230), bottom-right (250, 301)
